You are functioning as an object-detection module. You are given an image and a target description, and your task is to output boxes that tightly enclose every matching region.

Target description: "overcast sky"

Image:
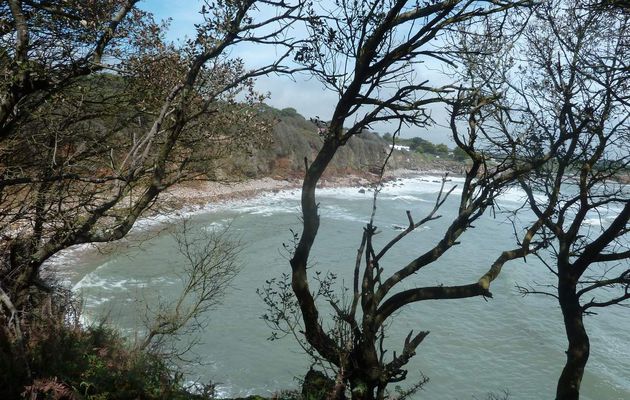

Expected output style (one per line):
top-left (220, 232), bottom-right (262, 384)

top-left (140, 1), bottom-right (454, 145)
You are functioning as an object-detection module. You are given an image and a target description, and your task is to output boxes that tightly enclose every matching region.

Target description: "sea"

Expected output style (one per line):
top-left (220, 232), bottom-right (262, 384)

top-left (47, 176), bottom-right (629, 399)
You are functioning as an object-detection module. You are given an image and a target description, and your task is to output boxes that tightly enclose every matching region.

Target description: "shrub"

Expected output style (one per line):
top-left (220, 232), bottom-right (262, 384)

top-left (1, 291), bottom-right (204, 400)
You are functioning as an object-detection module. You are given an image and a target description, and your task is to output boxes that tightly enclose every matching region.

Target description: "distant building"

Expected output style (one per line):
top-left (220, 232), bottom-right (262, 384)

top-left (389, 144), bottom-right (410, 152)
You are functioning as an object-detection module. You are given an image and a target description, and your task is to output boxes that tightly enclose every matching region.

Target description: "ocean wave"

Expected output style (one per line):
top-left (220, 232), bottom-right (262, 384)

top-left (317, 186), bottom-right (377, 200)
top-left (201, 220), bottom-right (228, 231)
top-left (386, 177), bottom-right (462, 195)
top-left (84, 295), bottom-right (115, 308)
top-left (184, 380), bottom-right (259, 399)
top-left (73, 262), bottom-right (178, 294)
top-left (390, 224), bottom-right (431, 232)
top-left (72, 261), bottom-right (113, 291)
top-left (73, 273), bottom-right (148, 292)
top-left (583, 218), bottom-right (603, 227)
top-left (41, 243), bottom-right (97, 277)
top-left (388, 194), bottom-right (432, 203)
top-left (231, 203), bottom-right (299, 217)
top-left (320, 204), bottom-right (367, 223)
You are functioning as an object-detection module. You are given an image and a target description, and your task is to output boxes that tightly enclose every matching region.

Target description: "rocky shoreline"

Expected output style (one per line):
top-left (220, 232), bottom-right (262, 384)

top-left (160, 167), bottom-right (459, 212)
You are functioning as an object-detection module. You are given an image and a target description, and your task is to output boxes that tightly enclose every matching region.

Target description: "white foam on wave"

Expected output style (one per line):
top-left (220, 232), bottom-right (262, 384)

top-left (78, 314), bottom-right (93, 327)
top-left (496, 187), bottom-right (528, 205)
top-left (384, 176), bottom-right (463, 195)
top-left (202, 222), bottom-right (225, 231)
top-left (122, 188), bottom-right (301, 233)
top-left (183, 380), bottom-right (258, 399)
top-left (311, 176), bottom-right (463, 206)
top-left (317, 186), bottom-right (376, 200)
top-left (84, 295), bottom-right (115, 308)
top-left (73, 271), bottom-right (149, 292)
top-left (320, 204), bottom-right (367, 223)
top-left (232, 203), bottom-right (298, 217)
top-left (389, 224), bottom-right (431, 233)
top-left (43, 243), bottom-right (94, 266)
top-left (213, 384), bottom-right (237, 399)
top-left (72, 260), bottom-right (114, 291)
top-left (389, 194), bottom-right (432, 204)
top-left (201, 220), bottom-right (228, 232)
top-left (48, 178), bottom-right (463, 271)
top-left (72, 258), bottom-right (179, 314)
top-left (204, 189), bottom-right (302, 217)
top-left (41, 243), bottom-right (97, 285)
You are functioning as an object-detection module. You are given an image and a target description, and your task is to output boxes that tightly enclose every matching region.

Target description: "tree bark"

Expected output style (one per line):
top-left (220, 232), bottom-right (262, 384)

top-left (349, 376), bottom-right (376, 400)
top-left (556, 276), bottom-right (590, 400)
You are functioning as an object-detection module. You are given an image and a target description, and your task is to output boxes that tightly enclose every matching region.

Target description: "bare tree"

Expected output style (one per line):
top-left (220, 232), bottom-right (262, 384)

top-left (139, 219), bottom-right (241, 359)
top-left (261, 1), bottom-right (580, 399)
top-left (456, 1), bottom-right (629, 399)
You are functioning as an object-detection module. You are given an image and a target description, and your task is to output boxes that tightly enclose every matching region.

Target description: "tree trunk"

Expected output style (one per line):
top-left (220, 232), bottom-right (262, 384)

top-left (347, 340), bottom-right (382, 400)
top-left (8, 240), bottom-right (42, 310)
top-left (349, 377), bottom-right (376, 400)
top-left (556, 278), bottom-right (590, 400)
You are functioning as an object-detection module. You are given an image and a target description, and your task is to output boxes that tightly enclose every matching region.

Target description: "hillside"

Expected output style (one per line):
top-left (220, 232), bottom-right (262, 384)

top-left (217, 106), bottom-right (464, 181)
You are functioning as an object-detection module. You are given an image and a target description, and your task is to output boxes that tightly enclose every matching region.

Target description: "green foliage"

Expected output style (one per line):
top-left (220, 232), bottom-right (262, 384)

top-left (435, 143), bottom-right (449, 155)
top-left (1, 302), bottom-right (206, 400)
top-left (399, 136), bottom-right (452, 156)
top-left (278, 107), bottom-right (300, 118)
top-left (453, 146), bottom-right (469, 161)
top-left (401, 137), bottom-right (438, 154)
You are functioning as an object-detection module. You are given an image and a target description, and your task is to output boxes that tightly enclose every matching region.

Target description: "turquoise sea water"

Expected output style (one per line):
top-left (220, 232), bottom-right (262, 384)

top-left (50, 176), bottom-right (630, 399)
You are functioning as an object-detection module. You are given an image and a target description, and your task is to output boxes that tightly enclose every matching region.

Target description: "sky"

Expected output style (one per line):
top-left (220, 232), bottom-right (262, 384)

top-left (139, 1), bottom-right (454, 145)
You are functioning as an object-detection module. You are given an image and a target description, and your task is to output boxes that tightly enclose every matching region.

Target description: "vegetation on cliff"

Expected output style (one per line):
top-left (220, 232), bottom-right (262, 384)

top-left (224, 105), bottom-right (465, 180)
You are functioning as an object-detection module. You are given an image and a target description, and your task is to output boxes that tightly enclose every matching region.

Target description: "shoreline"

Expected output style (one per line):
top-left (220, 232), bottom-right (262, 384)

top-left (44, 168), bottom-right (458, 280)
top-left (159, 168), bottom-right (457, 212)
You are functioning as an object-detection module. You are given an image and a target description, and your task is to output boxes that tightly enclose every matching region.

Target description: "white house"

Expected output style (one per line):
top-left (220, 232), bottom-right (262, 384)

top-left (389, 144), bottom-right (410, 152)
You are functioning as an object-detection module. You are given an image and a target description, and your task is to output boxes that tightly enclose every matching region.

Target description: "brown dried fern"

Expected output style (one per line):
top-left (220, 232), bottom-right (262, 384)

top-left (21, 377), bottom-right (79, 400)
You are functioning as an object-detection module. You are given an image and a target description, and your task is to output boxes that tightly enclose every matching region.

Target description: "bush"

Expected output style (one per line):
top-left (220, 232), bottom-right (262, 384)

top-left (1, 292), bottom-right (204, 400)
top-left (452, 146), bottom-right (469, 161)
